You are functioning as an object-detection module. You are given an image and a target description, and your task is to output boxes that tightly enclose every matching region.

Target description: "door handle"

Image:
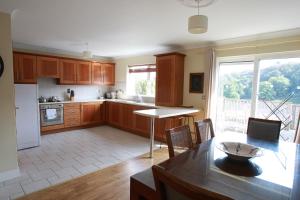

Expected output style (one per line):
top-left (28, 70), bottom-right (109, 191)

top-left (16, 107), bottom-right (20, 109)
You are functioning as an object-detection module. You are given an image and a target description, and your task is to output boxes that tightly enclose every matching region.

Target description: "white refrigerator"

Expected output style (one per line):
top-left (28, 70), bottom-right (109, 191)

top-left (15, 84), bottom-right (40, 150)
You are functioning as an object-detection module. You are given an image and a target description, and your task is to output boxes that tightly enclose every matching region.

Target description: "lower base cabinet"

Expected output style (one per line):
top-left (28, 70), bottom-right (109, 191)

top-left (64, 103), bottom-right (81, 128)
top-left (81, 102), bottom-right (104, 125)
top-left (106, 102), bottom-right (182, 142)
top-left (41, 101), bottom-right (182, 141)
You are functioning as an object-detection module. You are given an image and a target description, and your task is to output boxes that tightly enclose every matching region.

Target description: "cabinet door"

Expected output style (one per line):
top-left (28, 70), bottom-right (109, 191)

top-left (108, 102), bottom-right (121, 126)
top-left (102, 63), bottom-right (115, 85)
top-left (18, 54), bottom-right (37, 83)
top-left (59, 59), bottom-right (77, 84)
top-left (64, 103), bottom-right (81, 128)
top-left (155, 56), bottom-right (174, 106)
top-left (81, 103), bottom-right (95, 125)
top-left (80, 102), bottom-right (104, 125)
top-left (37, 56), bottom-right (60, 78)
top-left (77, 61), bottom-right (92, 84)
top-left (121, 104), bottom-right (135, 130)
top-left (92, 62), bottom-right (102, 84)
top-left (13, 53), bottom-right (19, 83)
top-left (134, 106), bottom-right (150, 135)
top-left (94, 102), bottom-right (105, 123)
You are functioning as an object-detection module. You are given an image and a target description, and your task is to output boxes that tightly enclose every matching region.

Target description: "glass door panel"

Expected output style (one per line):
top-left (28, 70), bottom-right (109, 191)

top-left (256, 58), bottom-right (300, 141)
top-left (215, 62), bottom-right (254, 135)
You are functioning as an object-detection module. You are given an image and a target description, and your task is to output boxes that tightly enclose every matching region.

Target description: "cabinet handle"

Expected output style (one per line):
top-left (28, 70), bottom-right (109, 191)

top-left (16, 107), bottom-right (20, 109)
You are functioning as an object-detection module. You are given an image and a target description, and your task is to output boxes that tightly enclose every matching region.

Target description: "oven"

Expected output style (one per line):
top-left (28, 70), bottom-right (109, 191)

top-left (40, 103), bottom-right (64, 126)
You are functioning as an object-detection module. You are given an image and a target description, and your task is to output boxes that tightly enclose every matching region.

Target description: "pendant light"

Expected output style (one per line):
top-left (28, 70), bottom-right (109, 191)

top-left (82, 42), bottom-right (93, 59)
top-left (188, 0), bottom-right (208, 34)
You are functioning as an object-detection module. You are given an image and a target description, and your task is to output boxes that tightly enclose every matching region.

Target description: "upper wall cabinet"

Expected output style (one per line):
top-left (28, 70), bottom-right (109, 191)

top-left (92, 62), bottom-right (102, 84)
top-left (155, 52), bottom-right (185, 106)
top-left (102, 63), bottom-right (115, 85)
top-left (13, 52), bottom-right (115, 86)
top-left (59, 59), bottom-right (77, 84)
top-left (14, 53), bottom-right (37, 84)
top-left (37, 56), bottom-right (60, 78)
top-left (77, 61), bottom-right (92, 85)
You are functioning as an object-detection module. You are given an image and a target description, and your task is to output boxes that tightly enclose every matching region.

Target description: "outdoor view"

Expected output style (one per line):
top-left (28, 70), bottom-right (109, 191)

top-left (216, 58), bottom-right (300, 141)
top-left (127, 65), bottom-right (156, 97)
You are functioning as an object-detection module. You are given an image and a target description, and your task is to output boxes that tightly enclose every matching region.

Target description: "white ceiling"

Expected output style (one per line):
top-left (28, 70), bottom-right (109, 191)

top-left (1, 0), bottom-right (300, 58)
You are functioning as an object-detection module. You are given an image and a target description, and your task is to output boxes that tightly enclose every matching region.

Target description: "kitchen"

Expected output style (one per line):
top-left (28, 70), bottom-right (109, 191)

top-left (9, 50), bottom-right (199, 198)
top-left (1, 0), bottom-right (300, 199)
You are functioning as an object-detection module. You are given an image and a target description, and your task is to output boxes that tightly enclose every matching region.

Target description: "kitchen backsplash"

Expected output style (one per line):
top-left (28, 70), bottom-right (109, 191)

top-left (38, 78), bottom-right (110, 101)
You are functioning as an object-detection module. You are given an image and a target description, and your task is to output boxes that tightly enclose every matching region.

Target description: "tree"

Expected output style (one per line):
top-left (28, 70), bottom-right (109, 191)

top-left (269, 76), bottom-right (290, 99)
top-left (135, 80), bottom-right (147, 95)
top-left (259, 81), bottom-right (275, 100)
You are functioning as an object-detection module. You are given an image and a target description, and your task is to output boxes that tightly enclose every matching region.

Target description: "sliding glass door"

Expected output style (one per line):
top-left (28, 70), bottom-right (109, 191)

top-left (215, 61), bottom-right (254, 135)
top-left (214, 55), bottom-right (300, 141)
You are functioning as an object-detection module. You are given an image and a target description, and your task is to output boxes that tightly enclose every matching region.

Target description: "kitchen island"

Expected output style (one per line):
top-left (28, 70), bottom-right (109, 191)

top-left (134, 108), bottom-right (199, 157)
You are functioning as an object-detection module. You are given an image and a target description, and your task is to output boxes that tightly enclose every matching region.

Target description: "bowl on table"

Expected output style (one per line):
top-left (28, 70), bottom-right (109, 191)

top-left (216, 142), bottom-right (263, 162)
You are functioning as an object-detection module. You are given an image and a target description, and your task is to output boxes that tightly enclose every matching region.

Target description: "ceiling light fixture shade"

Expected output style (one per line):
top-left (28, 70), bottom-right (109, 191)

top-left (82, 50), bottom-right (93, 59)
top-left (188, 15), bottom-right (208, 34)
top-left (82, 42), bottom-right (93, 59)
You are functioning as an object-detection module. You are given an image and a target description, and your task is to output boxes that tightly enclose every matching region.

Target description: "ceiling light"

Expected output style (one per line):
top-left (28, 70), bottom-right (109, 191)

top-left (179, 0), bottom-right (214, 34)
top-left (82, 42), bottom-right (93, 59)
top-left (188, 15), bottom-right (208, 34)
top-left (82, 50), bottom-right (93, 59)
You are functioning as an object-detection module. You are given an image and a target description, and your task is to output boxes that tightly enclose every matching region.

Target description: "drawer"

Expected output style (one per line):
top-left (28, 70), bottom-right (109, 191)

top-left (64, 109), bottom-right (80, 115)
top-left (64, 118), bottom-right (80, 127)
top-left (64, 103), bottom-right (81, 109)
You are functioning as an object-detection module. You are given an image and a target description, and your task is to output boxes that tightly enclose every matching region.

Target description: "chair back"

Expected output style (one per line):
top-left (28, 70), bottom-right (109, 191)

top-left (194, 119), bottom-right (215, 144)
top-left (152, 165), bottom-right (233, 200)
top-left (246, 117), bottom-right (281, 142)
top-left (166, 125), bottom-right (193, 158)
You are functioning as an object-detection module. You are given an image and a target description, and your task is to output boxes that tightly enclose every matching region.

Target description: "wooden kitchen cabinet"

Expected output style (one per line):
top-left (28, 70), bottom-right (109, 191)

top-left (64, 103), bottom-right (81, 128)
top-left (121, 104), bottom-right (135, 130)
top-left (37, 56), bottom-right (60, 78)
top-left (107, 102), bottom-right (122, 127)
top-left (101, 63), bottom-right (115, 85)
top-left (155, 117), bottom-right (182, 142)
top-left (81, 102), bottom-right (104, 125)
top-left (77, 61), bottom-right (92, 84)
top-left (59, 59), bottom-right (77, 84)
top-left (134, 105), bottom-right (151, 136)
top-left (92, 62), bottom-right (102, 84)
top-left (155, 52), bottom-right (185, 106)
top-left (13, 53), bottom-right (37, 84)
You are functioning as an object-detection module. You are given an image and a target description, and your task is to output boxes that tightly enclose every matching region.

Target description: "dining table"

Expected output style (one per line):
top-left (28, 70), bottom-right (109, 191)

top-left (130, 132), bottom-right (300, 200)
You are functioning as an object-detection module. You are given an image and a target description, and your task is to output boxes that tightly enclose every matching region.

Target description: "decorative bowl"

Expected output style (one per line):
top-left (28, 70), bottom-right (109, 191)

top-left (216, 142), bottom-right (263, 161)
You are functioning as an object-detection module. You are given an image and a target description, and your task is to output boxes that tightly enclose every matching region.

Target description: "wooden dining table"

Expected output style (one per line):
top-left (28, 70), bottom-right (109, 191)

top-left (130, 133), bottom-right (300, 200)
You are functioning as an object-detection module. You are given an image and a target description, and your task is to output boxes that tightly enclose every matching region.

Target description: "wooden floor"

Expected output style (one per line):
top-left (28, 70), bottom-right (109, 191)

top-left (18, 148), bottom-right (169, 200)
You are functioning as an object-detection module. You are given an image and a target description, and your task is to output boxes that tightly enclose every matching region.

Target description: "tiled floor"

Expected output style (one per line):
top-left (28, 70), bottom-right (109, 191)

top-left (0, 126), bottom-right (157, 200)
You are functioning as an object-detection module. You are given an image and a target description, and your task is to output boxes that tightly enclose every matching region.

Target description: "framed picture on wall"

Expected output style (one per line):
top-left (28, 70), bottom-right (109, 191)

top-left (189, 73), bottom-right (204, 93)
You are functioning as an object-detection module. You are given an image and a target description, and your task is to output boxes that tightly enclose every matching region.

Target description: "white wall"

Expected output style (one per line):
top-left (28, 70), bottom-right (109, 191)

top-left (0, 12), bottom-right (19, 181)
top-left (114, 35), bottom-right (300, 120)
top-left (37, 78), bottom-right (109, 101)
top-left (114, 49), bottom-right (209, 117)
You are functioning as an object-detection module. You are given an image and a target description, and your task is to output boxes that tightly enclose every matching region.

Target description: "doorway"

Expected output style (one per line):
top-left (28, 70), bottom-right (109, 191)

top-left (214, 55), bottom-right (300, 141)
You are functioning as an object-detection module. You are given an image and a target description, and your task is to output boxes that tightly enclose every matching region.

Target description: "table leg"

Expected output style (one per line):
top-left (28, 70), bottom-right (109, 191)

top-left (149, 117), bottom-right (155, 158)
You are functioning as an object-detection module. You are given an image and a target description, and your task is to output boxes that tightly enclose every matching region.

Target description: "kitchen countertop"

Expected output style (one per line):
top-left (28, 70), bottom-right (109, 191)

top-left (38, 99), bottom-right (202, 112)
top-left (133, 108), bottom-right (199, 118)
top-left (38, 99), bottom-right (156, 108)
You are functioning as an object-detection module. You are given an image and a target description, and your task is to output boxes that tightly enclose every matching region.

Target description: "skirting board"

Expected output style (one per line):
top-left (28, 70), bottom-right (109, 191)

top-left (0, 168), bottom-right (20, 182)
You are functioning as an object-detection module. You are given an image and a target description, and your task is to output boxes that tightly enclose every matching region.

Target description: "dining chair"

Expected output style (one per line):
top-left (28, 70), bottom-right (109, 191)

top-left (152, 165), bottom-right (233, 200)
top-left (166, 125), bottom-right (193, 158)
top-left (246, 117), bottom-right (282, 142)
top-left (194, 119), bottom-right (215, 144)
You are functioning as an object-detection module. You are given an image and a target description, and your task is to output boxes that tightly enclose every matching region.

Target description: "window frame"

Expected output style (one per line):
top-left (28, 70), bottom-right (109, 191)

top-left (126, 64), bottom-right (156, 98)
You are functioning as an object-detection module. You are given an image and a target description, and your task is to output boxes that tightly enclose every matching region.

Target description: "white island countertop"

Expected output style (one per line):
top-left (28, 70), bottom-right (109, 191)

top-left (134, 108), bottom-right (199, 119)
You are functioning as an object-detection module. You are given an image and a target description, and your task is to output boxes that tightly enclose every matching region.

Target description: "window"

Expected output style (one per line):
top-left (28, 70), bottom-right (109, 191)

top-left (214, 54), bottom-right (300, 142)
top-left (126, 64), bottom-right (156, 97)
